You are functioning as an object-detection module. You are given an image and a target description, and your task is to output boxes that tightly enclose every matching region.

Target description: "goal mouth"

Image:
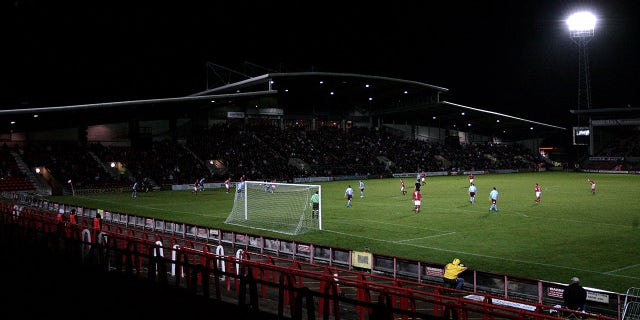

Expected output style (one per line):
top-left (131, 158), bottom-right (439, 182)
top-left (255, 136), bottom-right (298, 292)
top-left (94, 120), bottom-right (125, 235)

top-left (225, 181), bottom-right (322, 235)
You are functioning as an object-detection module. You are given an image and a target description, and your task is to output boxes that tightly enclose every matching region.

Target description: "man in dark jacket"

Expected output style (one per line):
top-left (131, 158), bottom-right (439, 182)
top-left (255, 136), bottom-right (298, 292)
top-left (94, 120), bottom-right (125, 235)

top-left (563, 277), bottom-right (587, 312)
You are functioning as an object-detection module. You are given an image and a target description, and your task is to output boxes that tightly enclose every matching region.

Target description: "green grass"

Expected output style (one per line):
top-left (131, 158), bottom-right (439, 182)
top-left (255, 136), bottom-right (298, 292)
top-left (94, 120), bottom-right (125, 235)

top-left (45, 171), bottom-right (640, 294)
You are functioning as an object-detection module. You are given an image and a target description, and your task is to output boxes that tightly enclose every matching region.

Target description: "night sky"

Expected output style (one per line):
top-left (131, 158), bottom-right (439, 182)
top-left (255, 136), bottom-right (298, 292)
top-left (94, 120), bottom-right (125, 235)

top-left (4, 1), bottom-right (639, 128)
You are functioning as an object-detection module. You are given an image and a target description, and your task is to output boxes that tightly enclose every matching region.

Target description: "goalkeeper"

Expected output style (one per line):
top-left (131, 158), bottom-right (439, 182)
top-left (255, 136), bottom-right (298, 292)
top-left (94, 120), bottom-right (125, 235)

top-left (310, 191), bottom-right (320, 218)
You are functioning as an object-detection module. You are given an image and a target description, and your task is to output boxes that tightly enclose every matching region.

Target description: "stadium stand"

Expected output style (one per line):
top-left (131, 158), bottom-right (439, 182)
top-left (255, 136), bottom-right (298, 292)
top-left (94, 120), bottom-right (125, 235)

top-left (5, 125), bottom-right (549, 195)
top-left (0, 176), bottom-right (36, 192)
top-left (0, 145), bottom-right (36, 191)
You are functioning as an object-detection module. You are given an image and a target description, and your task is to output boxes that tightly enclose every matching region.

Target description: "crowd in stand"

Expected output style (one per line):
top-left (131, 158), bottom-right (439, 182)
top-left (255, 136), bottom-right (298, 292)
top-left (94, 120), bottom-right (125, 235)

top-left (581, 129), bottom-right (640, 171)
top-left (9, 123), bottom-right (636, 193)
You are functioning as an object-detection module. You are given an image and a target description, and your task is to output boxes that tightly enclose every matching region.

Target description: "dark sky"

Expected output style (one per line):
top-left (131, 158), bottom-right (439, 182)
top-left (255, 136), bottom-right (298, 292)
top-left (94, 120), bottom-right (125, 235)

top-left (4, 1), bottom-right (639, 127)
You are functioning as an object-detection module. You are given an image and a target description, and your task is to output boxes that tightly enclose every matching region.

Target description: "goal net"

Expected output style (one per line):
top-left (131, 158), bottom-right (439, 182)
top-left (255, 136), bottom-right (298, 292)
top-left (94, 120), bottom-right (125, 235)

top-left (225, 181), bottom-right (322, 235)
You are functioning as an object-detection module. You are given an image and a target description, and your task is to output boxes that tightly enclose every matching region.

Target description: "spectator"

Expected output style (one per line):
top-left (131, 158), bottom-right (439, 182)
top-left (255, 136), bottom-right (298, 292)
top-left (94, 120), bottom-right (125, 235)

top-left (563, 276), bottom-right (587, 313)
top-left (69, 208), bottom-right (78, 227)
top-left (443, 258), bottom-right (467, 290)
top-left (93, 213), bottom-right (102, 243)
top-left (56, 208), bottom-right (65, 226)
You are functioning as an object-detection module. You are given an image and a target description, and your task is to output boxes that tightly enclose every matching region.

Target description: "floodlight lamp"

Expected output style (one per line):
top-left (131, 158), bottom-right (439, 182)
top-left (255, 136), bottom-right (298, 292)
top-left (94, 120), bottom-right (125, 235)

top-left (567, 11), bottom-right (596, 38)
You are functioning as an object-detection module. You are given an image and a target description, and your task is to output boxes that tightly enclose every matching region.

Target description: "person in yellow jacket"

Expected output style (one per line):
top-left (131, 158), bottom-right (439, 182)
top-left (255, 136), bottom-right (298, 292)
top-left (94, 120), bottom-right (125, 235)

top-left (443, 258), bottom-right (467, 290)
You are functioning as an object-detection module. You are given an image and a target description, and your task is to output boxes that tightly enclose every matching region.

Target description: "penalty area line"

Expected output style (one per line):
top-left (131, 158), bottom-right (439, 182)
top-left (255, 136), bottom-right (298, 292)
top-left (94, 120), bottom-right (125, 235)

top-left (604, 263), bottom-right (640, 275)
top-left (396, 232), bottom-right (456, 243)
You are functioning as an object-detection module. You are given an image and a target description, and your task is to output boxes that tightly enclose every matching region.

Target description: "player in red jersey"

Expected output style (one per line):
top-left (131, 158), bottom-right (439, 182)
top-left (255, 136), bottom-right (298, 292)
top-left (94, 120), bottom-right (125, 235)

top-left (413, 188), bottom-right (422, 213)
top-left (587, 178), bottom-right (596, 195)
top-left (535, 183), bottom-right (542, 203)
top-left (400, 179), bottom-right (406, 195)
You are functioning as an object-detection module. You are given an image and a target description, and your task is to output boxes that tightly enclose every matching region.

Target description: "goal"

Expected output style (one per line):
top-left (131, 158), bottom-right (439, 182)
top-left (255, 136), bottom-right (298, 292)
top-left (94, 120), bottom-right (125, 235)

top-left (225, 181), bottom-right (322, 235)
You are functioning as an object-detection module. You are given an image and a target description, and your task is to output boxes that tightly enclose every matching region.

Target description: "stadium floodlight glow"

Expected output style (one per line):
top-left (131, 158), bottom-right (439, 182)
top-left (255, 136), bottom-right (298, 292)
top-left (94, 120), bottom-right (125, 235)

top-left (567, 11), bottom-right (596, 39)
top-left (567, 10), bottom-right (596, 117)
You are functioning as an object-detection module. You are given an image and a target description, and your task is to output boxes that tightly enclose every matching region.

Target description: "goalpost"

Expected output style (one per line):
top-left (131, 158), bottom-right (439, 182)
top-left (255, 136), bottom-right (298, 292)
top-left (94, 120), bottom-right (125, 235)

top-left (224, 181), bottom-right (322, 235)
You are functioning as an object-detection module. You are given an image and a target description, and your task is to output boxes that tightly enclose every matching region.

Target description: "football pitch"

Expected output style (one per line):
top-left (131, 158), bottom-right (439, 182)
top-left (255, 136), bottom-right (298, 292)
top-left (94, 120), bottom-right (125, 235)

top-left (46, 171), bottom-right (640, 294)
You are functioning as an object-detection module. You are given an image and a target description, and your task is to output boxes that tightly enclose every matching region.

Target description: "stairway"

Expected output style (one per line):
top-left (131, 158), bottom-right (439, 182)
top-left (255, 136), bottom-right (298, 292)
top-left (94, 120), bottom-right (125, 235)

top-left (10, 151), bottom-right (52, 195)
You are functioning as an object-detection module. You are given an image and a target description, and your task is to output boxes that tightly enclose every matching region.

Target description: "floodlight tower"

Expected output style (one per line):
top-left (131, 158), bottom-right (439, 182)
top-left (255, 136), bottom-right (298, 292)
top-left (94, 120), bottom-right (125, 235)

top-left (567, 11), bottom-right (596, 116)
top-left (567, 11), bottom-right (596, 156)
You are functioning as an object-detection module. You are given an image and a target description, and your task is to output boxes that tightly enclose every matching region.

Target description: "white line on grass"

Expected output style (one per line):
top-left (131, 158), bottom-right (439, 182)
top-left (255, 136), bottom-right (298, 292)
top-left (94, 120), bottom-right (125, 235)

top-left (605, 263), bottom-right (640, 274)
top-left (321, 228), bottom-right (640, 281)
top-left (511, 211), bottom-right (529, 217)
top-left (396, 232), bottom-right (456, 242)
